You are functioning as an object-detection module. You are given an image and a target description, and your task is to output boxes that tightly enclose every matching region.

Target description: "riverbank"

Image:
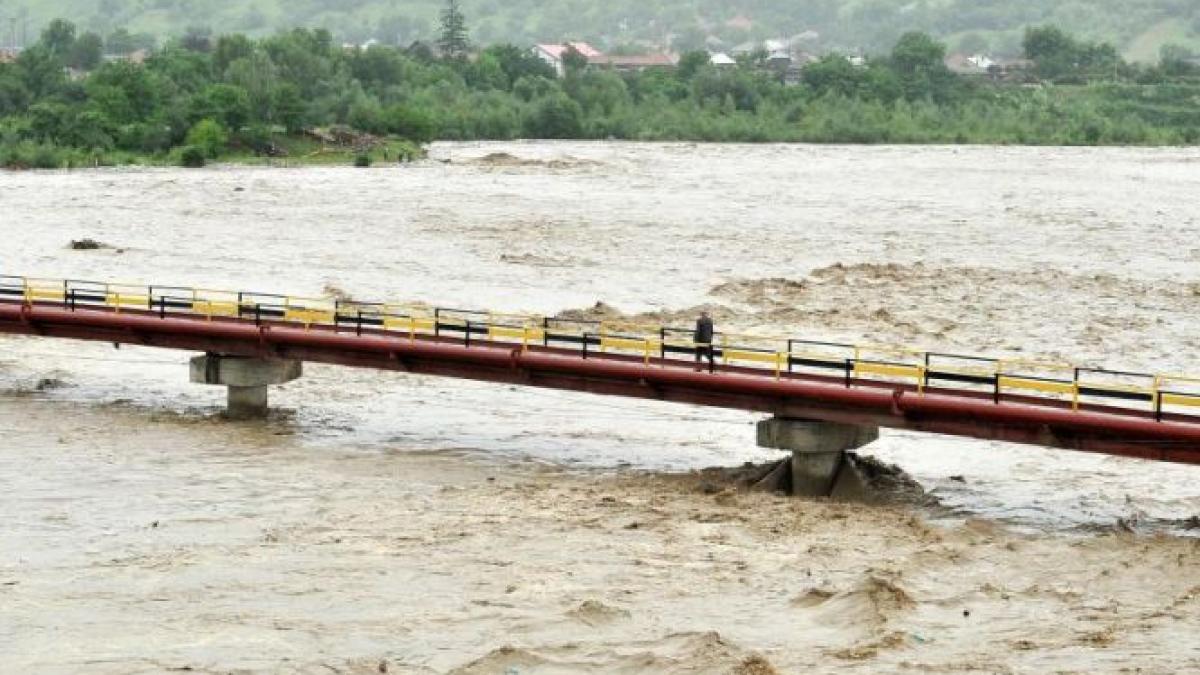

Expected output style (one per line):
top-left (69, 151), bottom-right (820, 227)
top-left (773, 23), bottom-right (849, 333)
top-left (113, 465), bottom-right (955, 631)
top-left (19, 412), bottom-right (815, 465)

top-left (0, 134), bottom-right (426, 170)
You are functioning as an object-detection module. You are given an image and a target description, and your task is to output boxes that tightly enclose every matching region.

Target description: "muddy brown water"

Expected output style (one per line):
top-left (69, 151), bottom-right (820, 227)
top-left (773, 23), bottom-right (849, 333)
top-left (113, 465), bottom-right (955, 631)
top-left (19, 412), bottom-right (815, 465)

top-left (2, 142), bottom-right (1200, 672)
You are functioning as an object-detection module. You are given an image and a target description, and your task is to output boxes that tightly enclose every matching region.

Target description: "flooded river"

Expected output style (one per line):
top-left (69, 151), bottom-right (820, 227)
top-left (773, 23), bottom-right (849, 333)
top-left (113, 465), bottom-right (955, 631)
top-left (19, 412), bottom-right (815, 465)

top-left (2, 142), bottom-right (1200, 673)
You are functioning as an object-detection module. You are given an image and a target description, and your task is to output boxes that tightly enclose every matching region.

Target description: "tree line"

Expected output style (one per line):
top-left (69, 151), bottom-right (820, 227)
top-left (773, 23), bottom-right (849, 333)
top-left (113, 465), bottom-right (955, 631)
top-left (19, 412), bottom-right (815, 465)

top-left (1, 18), bottom-right (1198, 168)
top-left (16, 0), bottom-right (1200, 60)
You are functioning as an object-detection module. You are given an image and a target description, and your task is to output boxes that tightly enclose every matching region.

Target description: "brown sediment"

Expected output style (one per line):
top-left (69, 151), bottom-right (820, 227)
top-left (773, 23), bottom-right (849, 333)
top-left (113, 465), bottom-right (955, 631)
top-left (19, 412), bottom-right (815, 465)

top-left (470, 152), bottom-right (603, 170)
top-left (2, 397), bottom-right (1200, 673)
top-left (686, 452), bottom-right (931, 505)
top-left (4, 144), bottom-right (1200, 674)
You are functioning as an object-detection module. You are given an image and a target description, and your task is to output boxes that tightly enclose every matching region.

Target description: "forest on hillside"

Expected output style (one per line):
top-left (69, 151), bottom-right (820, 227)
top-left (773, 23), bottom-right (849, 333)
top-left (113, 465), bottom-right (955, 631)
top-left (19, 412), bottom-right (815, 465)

top-left (3, 0), bottom-right (1200, 61)
top-left (2, 12), bottom-right (1199, 170)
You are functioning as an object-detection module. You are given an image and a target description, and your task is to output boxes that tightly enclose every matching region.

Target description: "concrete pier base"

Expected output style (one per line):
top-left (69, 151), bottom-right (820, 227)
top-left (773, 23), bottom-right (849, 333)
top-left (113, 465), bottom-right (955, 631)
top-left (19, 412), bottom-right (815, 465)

top-left (190, 354), bottom-right (302, 419)
top-left (755, 417), bottom-right (879, 497)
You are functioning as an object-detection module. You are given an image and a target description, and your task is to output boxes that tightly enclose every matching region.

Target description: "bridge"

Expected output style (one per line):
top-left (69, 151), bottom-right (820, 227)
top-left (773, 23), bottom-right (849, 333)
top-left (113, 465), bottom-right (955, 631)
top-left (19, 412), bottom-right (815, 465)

top-left (3, 274), bottom-right (1200, 496)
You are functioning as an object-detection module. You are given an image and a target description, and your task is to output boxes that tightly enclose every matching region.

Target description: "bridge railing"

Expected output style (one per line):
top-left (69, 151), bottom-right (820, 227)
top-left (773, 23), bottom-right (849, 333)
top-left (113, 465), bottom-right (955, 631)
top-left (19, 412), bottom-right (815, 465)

top-left (5, 273), bottom-right (1200, 419)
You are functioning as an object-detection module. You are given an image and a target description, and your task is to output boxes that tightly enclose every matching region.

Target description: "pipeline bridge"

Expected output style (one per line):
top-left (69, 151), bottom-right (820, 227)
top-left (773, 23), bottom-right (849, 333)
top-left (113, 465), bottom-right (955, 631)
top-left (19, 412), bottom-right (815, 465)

top-left (2, 274), bottom-right (1200, 495)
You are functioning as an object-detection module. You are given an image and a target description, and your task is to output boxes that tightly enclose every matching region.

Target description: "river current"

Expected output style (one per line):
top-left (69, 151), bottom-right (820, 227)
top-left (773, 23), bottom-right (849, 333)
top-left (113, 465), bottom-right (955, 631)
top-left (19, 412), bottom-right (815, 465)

top-left (4, 141), bottom-right (1199, 529)
top-left (5, 142), bottom-right (1200, 673)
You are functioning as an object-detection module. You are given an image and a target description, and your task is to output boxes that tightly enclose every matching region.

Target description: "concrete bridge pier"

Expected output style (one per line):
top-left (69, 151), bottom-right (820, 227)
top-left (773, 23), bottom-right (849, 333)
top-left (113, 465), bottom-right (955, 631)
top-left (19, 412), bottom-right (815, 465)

top-left (756, 417), bottom-right (879, 497)
top-left (189, 354), bottom-right (302, 419)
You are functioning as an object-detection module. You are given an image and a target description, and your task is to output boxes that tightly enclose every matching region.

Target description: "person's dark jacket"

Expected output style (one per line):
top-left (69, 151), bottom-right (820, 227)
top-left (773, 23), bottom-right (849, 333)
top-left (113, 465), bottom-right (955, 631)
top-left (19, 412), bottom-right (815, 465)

top-left (694, 316), bottom-right (714, 345)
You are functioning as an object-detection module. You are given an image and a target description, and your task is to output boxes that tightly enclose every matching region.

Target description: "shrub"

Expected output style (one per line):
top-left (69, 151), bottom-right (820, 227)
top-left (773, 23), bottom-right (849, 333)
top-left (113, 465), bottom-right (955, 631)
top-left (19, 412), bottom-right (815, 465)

top-left (522, 93), bottom-right (584, 138)
top-left (184, 119), bottom-right (228, 158)
top-left (179, 145), bottom-right (206, 168)
top-left (354, 153), bottom-right (371, 167)
top-left (382, 104), bottom-right (437, 143)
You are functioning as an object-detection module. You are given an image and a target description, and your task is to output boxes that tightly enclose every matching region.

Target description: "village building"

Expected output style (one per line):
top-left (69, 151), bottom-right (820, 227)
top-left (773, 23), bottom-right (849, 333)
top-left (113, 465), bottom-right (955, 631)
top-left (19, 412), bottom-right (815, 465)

top-left (101, 48), bottom-right (149, 65)
top-left (532, 42), bottom-right (602, 77)
top-left (587, 52), bottom-right (677, 72)
top-left (709, 52), bottom-right (736, 67)
top-left (945, 53), bottom-right (1033, 82)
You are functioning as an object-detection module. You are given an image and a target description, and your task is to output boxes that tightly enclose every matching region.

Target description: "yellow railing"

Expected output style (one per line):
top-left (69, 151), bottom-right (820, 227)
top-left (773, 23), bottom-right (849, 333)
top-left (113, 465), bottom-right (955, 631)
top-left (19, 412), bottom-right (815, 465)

top-left (6, 273), bottom-right (1200, 417)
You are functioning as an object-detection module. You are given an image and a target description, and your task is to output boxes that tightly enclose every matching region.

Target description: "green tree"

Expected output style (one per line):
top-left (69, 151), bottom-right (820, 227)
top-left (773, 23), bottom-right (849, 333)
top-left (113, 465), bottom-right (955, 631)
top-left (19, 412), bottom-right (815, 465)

top-left (562, 45), bottom-right (588, 75)
top-left (522, 93), bottom-right (583, 138)
top-left (105, 28), bottom-right (156, 55)
top-left (465, 53), bottom-right (507, 89)
top-left (185, 118), bottom-right (228, 157)
top-left (213, 34), bottom-right (254, 77)
top-left (481, 44), bottom-right (555, 89)
top-left (566, 70), bottom-right (630, 116)
top-left (17, 45), bottom-right (68, 98)
top-left (383, 103), bottom-right (437, 142)
top-left (512, 75), bottom-right (558, 102)
top-left (348, 98), bottom-right (387, 134)
top-left (0, 70), bottom-right (31, 116)
top-left (1160, 44), bottom-right (1198, 77)
top-left (1023, 26), bottom-right (1078, 80)
top-left (182, 25), bottom-right (213, 53)
top-left (803, 55), bottom-right (869, 98)
top-left (272, 83), bottom-right (306, 133)
top-left (106, 28), bottom-right (138, 55)
top-left (190, 84), bottom-right (251, 130)
top-left (40, 19), bottom-right (77, 57)
top-left (226, 53), bottom-right (278, 123)
top-left (676, 51), bottom-right (710, 81)
top-left (68, 32), bottom-right (104, 71)
top-left (437, 0), bottom-right (469, 60)
top-left (890, 32), bottom-right (956, 101)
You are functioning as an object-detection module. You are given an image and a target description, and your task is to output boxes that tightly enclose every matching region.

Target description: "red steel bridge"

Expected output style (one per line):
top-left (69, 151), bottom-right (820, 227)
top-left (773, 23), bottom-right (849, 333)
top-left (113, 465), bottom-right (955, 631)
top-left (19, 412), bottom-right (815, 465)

top-left (2, 274), bottom-right (1200, 464)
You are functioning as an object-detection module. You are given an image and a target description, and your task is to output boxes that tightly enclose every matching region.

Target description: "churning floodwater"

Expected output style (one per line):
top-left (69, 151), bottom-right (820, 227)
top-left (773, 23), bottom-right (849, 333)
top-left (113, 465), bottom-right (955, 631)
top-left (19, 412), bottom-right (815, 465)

top-left (3, 141), bottom-right (1198, 530)
top-left (4, 142), bottom-right (1200, 673)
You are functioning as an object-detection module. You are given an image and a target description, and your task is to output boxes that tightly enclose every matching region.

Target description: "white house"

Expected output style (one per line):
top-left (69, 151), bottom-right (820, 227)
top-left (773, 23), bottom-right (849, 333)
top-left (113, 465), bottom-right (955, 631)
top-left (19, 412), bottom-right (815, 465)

top-left (709, 52), bottom-right (736, 67)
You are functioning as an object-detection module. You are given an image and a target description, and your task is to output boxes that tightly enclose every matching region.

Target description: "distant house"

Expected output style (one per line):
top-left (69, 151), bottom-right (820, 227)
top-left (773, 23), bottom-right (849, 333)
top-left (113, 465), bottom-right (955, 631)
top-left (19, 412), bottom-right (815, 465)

top-left (0, 48), bottom-right (20, 64)
top-left (102, 49), bottom-right (149, 66)
top-left (532, 42), bottom-right (602, 77)
top-left (709, 52), bottom-right (736, 67)
top-left (944, 53), bottom-right (994, 76)
top-left (945, 53), bottom-right (1033, 81)
top-left (730, 41), bottom-right (759, 57)
top-left (587, 53), bottom-right (677, 72)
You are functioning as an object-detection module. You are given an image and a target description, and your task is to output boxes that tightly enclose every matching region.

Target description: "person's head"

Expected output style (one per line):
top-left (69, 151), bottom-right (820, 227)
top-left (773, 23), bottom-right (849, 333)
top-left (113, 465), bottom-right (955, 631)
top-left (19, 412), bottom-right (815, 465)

top-left (700, 310), bottom-right (710, 319)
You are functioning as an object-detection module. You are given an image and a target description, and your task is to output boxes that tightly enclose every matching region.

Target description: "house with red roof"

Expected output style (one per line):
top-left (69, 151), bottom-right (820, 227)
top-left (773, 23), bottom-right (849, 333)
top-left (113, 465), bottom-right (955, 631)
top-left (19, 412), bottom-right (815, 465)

top-left (532, 42), bottom-right (603, 77)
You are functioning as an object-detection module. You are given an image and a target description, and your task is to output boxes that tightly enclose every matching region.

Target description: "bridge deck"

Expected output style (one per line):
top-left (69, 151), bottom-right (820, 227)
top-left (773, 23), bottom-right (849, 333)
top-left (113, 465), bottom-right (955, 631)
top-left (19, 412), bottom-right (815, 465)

top-left (1, 275), bottom-right (1199, 463)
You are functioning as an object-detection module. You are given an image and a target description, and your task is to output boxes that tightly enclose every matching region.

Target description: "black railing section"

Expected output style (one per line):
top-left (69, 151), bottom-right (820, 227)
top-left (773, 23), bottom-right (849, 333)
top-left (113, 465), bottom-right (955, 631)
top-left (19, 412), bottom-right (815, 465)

top-left (923, 352), bottom-right (999, 387)
top-left (1075, 367), bottom-right (1157, 403)
top-left (6, 275), bottom-right (1200, 419)
top-left (787, 338), bottom-right (855, 374)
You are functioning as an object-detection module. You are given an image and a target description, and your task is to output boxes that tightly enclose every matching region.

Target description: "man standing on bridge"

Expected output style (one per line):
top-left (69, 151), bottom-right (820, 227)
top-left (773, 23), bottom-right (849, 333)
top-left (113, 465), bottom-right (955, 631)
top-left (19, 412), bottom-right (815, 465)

top-left (694, 310), bottom-right (715, 372)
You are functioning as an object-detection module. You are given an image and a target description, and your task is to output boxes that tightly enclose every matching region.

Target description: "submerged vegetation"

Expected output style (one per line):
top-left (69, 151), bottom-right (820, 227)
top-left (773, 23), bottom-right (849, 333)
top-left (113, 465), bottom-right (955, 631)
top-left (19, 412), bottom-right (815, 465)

top-left (0, 18), bottom-right (1198, 169)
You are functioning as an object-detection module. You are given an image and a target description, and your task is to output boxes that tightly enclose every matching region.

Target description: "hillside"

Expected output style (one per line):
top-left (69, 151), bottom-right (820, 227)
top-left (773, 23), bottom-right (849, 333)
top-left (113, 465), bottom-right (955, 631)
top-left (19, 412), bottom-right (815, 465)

top-left (2, 0), bottom-right (1199, 60)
